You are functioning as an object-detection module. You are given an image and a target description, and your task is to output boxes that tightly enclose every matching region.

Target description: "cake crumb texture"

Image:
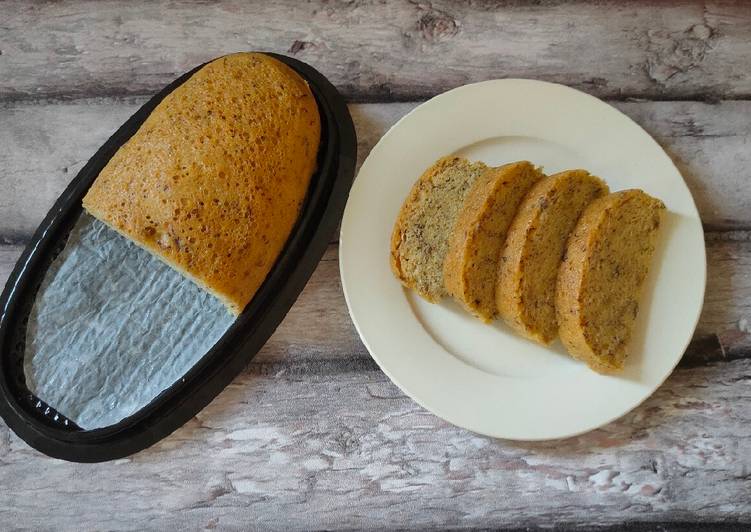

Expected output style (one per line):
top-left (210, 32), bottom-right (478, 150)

top-left (555, 189), bottom-right (665, 373)
top-left (497, 170), bottom-right (608, 343)
top-left (390, 156), bottom-right (488, 302)
top-left (444, 161), bottom-right (544, 321)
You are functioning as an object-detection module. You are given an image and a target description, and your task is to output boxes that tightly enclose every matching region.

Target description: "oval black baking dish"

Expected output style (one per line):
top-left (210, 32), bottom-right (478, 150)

top-left (0, 53), bottom-right (356, 462)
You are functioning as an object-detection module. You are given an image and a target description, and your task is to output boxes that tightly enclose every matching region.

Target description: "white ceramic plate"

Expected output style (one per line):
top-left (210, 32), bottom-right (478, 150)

top-left (339, 79), bottom-right (706, 440)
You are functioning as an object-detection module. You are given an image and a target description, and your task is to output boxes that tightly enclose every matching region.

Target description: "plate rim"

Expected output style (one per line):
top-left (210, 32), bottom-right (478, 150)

top-left (339, 78), bottom-right (707, 440)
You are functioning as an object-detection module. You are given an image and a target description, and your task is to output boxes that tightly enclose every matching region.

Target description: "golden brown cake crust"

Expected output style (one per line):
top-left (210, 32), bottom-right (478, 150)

top-left (443, 161), bottom-right (543, 322)
top-left (496, 170), bottom-right (608, 344)
top-left (555, 189), bottom-right (665, 373)
top-left (82, 53), bottom-right (321, 315)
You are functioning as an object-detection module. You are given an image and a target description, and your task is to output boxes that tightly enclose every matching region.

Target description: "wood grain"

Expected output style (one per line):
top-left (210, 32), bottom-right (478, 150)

top-left (1, 1), bottom-right (750, 102)
top-left (1, 231), bottom-right (749, 371)
top-left (1, 99), bottom-right (751, 242)
top-left (1, 1), bottom-right (750, 527)
top-left (0, 99), bottom-right (749, 368)
top-left (1, 359), bottom-right (749, 530)
top-left (699, 232), bottom-right (751, 360)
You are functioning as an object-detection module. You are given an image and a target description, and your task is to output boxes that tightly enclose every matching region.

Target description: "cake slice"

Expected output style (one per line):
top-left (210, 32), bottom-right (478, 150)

top-left (496, 170), bottom-right (608, 343)
top-left (390, 156), bottom-right (488, 302)
top-left (556, 189), bottom-right (666, 373)
top-left (443, 161), bottom-right (543, 321)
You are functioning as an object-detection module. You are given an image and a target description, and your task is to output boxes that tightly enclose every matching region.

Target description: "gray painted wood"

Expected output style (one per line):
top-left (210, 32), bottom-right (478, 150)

top-left (1, 1), bottom-right (750, 102)
top-left (701, 232), bottom-right (751, 360)
top-left (2, 100), bottom-right (751, 241)
top-left (0, 235), bottom-right (748, 370)
top-left (1, 0), bottom-right (750, 529)
top-left (1, 360), bottom-right (750, 530)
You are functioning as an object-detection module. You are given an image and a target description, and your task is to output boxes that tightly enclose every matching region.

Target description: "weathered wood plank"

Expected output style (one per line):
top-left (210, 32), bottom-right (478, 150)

top-left (1, 359), bottom-right (749, 530)
top-left (699, 232), bottom-right (751, 360)
top-left (0, 246), bottom-right (21, 290)
top-left (1, 99), bottom-right (750, 242)
top-left (1, 1), bottom-right (748, 527)
top-left (1, 231), bottom-right (749, 370)
top-left (1, 1), bottom-right (750, 102)
top-left (618, 100), bottom-right (751, 231)
top-left (0, 98), bottom-right (136, 243)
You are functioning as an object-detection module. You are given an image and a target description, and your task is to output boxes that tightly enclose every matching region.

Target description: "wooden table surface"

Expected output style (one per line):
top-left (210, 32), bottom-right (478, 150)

top-left (1, 1), bottom-right (750, 530)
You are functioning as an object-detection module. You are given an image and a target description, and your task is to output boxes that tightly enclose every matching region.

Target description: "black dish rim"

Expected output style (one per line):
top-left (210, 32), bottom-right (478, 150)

top-left (0, 52), bottom-right (357, 462)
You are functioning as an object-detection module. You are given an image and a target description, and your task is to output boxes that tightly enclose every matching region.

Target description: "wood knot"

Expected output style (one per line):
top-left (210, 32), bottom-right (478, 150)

top-left (416, 8), bottom-right (458, 42)
top-left (331, 429), bottom-right (360, 456)
top-left (644, 22), bottom-right (717, 86)
top-left (288, 40), bottom-right (314, 55)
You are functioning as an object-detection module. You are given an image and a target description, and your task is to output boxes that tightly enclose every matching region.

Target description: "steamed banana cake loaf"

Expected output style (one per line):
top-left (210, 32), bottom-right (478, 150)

top-left (390, 156), bottom-right (488, 302)
top-left (496, 170), bottom-right (608, 343)
top-left (443, 161), bottom-right (543, 322)
top-left (556, 189), bottom-right (665, 373)
top-left (82, 53), bottom-right (321, 315)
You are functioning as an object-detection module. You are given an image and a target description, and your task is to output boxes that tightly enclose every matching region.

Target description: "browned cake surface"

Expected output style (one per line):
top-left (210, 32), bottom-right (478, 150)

top-left (443, 161), bottom-right (543, 321)
top-left (496, 170), bottom-right (608, 344)
top-left (82, 52), bottom-right (321, 315)
top-left (390, 156), bottom-right (488, 302)
top-left (555, 189), bottom-right (665, 373)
